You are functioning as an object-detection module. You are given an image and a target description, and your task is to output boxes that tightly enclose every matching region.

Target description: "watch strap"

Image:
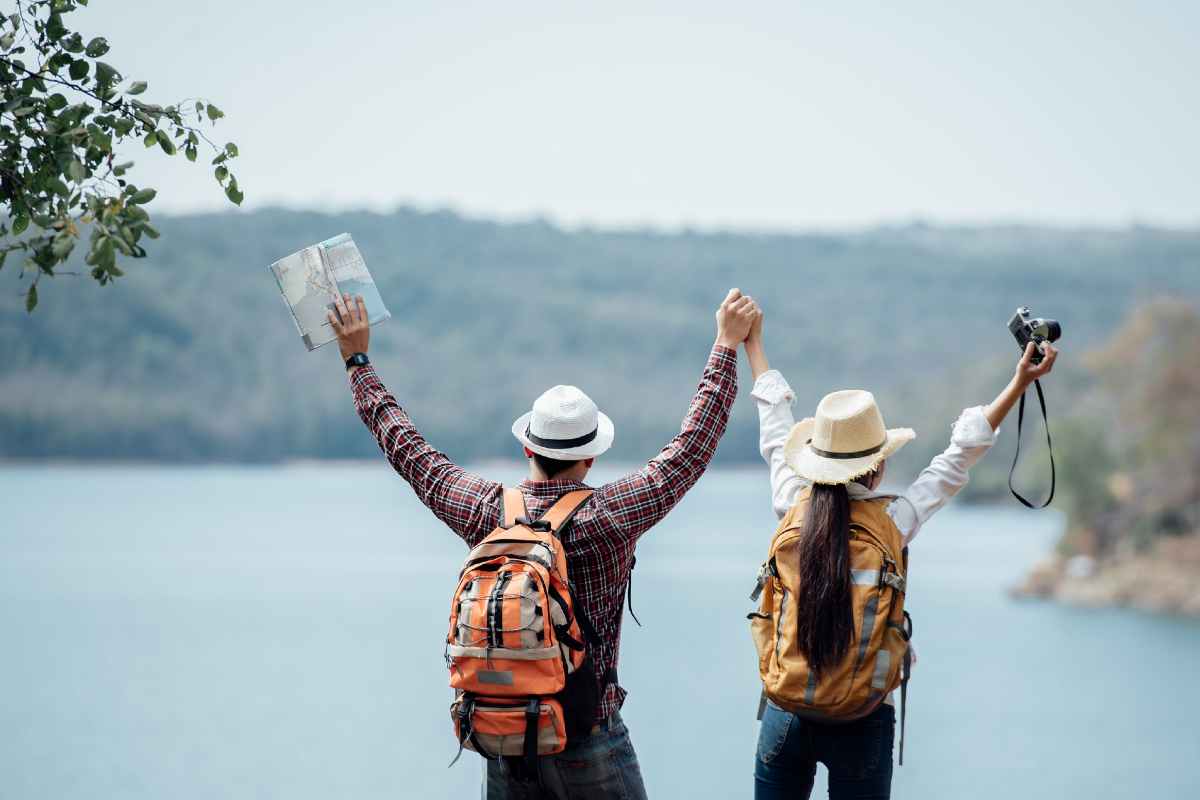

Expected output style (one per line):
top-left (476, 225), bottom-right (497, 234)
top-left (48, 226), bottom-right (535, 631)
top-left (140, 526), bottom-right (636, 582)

top-left (344, 352), bottom-right (370, 369)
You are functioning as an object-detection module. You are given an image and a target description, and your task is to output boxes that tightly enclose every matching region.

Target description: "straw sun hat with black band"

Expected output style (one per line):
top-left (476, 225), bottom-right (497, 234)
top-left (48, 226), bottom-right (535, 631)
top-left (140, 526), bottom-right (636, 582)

top-left (783, 389), bottom-right (915, 486)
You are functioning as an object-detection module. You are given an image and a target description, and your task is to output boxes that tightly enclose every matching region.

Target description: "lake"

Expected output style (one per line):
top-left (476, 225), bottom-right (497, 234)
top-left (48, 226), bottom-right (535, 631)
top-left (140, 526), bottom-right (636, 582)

top-left (2, 464), bottom-right (1198, 799)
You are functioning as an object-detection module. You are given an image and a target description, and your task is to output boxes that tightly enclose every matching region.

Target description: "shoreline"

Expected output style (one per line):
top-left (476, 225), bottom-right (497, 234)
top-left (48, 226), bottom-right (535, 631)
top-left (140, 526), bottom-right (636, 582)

top-left (1011, 534), bottom-right (1200, 618)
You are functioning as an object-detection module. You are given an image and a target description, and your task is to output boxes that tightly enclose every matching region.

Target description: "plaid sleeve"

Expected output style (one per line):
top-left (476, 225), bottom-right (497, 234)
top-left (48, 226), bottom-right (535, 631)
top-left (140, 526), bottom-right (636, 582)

top-left (350, 365), bottom-right (501, 546)
top-left (597, 345), bottom-right (738, 540)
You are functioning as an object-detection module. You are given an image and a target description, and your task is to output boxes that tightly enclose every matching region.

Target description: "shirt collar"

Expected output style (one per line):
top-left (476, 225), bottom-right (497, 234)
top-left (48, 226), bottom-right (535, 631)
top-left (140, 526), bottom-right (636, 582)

top-left (519, 478), bottom-right (593, 498)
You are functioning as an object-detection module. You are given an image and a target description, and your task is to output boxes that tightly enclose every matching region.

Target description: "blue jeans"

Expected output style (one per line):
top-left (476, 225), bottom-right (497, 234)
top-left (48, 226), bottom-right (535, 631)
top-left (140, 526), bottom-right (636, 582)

top-left (754, 701), bottom-right (895, 800)
top-left (483, 711), bottom-right (648, 800)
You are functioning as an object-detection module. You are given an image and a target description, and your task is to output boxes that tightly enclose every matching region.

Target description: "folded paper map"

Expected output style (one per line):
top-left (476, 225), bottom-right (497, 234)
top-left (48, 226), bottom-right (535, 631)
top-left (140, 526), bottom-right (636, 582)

top-left (268, 233), bottom-right (391, 351)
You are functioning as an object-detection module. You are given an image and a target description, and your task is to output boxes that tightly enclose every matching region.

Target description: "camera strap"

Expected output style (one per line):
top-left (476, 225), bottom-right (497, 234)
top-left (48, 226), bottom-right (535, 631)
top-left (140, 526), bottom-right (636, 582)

top-left (1008, 378), bottom-right (1055, 509)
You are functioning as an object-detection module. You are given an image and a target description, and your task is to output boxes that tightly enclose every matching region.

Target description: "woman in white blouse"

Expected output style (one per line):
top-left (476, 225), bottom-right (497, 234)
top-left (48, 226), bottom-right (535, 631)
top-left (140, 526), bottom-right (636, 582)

top-left (744, 312), bottom-right (1058, 800)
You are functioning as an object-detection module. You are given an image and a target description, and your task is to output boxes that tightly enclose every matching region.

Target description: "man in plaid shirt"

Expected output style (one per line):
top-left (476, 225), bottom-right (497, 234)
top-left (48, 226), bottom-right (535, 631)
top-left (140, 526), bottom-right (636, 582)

top-left (329, 288), bottom-right (760, 798)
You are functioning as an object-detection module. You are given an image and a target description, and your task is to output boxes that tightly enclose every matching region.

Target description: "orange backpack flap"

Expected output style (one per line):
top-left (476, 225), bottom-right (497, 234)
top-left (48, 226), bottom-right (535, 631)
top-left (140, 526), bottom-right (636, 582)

top-left (749, 492), bottom-right (910, 722)
top-left (447, 488), bottom-right (595, 765)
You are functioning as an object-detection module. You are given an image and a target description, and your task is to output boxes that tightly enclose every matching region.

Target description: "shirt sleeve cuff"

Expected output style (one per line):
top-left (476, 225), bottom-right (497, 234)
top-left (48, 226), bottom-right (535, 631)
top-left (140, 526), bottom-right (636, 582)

top-left (951, 405), bottom-right (997, 448)
top-left (751, 369), bottom-right (795, 406)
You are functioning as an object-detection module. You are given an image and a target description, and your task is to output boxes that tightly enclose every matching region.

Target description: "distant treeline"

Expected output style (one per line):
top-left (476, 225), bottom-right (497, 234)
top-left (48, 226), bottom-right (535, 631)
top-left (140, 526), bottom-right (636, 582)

top-left (2, 208), bottom-right (1198, 501)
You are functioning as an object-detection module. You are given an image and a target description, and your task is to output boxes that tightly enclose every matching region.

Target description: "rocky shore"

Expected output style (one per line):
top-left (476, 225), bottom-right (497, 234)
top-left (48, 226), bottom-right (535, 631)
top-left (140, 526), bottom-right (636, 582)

top-left (1011, 533), bottom-right (1200, 617)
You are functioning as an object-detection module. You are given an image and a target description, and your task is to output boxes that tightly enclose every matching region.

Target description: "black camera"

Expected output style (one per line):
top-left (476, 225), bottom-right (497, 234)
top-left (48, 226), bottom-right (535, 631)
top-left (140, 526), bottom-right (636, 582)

top-left (1008, 306), bottom-right (1061, 364)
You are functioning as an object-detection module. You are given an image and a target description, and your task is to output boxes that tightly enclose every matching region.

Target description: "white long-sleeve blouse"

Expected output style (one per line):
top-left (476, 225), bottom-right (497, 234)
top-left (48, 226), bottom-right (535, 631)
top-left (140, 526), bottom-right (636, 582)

top-left (752, 369), bottom-right (998, 544)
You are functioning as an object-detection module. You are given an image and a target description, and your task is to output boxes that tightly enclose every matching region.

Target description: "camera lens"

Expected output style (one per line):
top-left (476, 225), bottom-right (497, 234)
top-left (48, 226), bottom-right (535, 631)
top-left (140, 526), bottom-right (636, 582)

top-left (1046, 320), bottom-right (1061, 342)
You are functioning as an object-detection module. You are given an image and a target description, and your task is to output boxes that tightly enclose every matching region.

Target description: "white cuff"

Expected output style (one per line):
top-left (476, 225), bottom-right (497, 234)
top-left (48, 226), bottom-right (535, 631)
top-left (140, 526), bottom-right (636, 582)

top-left (751, 370), bottom-right (795, 406)
top-left (951, 406), bottom-right (997, 448)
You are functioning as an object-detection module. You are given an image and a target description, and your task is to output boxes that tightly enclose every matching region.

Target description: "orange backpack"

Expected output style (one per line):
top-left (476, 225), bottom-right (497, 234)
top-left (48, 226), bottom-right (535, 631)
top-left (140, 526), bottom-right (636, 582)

top-left (447, 488), bottom-right (599, 769)
top-left (749, 488), bottom-right (914, 762)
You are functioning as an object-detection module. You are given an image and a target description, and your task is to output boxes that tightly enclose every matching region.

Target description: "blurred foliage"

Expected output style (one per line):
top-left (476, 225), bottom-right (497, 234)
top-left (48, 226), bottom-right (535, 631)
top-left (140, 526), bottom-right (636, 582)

top-left (1055, 300), bottom-right (1200, 554)
top-left (0, 208), bottom-right (1198, 512)
top-left (0, 0), bottom-right (241, 311)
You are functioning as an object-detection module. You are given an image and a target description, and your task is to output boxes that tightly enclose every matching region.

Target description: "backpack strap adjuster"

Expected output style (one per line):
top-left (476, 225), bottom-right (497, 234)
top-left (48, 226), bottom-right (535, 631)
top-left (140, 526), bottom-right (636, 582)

top-left (515, 516), bottom-right (552, 532)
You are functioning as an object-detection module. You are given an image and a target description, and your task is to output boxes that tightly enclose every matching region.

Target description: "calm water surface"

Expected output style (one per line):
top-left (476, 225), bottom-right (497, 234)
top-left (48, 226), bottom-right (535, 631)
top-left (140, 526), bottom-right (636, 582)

top-left (2, 465), bottom-right (1198, 799)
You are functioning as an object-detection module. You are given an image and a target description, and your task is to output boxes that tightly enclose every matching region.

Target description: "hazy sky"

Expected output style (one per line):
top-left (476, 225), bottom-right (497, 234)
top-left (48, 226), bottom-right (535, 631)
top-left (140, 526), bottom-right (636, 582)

top-left (77, 1), bottom-right (1198, 228)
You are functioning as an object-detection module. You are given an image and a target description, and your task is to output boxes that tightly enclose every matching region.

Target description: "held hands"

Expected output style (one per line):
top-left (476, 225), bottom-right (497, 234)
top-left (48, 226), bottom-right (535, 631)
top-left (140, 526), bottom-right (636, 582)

top-left (328, 293), bottom-right (370, 361)
top-left (1015, 340), bottom-right (1059, 387)
top-left (715, 288), bottom-right (763, 350)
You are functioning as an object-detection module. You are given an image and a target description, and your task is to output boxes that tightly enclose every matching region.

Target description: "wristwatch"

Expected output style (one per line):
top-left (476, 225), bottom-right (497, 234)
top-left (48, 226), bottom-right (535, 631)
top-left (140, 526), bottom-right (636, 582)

top-left (344, 352), bottom-right (370, 370)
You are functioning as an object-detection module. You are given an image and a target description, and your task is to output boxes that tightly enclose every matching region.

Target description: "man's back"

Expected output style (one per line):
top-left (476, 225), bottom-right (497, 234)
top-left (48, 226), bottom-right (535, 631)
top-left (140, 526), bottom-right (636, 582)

top-left (326, 286), bottom-right (759, 796)
top-left (349, 343), bottom-right (738, 718)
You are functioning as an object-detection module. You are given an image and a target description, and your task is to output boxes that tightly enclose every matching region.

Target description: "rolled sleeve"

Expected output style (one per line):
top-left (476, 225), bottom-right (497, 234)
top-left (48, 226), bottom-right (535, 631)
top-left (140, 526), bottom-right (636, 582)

top-left (951, 405), bottom-right (998, 448)
top-left (751, 369), bottom-right (795, 407)
top-left (753, 369), bottom-right (807, 519)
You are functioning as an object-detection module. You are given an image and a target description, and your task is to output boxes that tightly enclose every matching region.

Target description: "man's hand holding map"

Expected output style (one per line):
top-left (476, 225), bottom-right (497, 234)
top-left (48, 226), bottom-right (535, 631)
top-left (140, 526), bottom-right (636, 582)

top-left (268, 233), bottom-right (391, 350)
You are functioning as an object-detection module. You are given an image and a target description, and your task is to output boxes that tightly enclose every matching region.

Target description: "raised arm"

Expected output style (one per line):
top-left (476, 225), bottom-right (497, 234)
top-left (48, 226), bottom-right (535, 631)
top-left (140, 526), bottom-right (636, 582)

top-left (330, 294), bottom-right (501, 545)
top-left (892, 340), bottom-right (1060, 544)
top-left (745, 310), bottom-right (808, 518)
top-left (598, 289), bottom-right (759, 538)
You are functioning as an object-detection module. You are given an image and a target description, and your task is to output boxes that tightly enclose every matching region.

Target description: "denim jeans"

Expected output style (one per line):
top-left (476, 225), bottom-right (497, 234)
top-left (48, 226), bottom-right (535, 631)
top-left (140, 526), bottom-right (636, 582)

top-left (483, 711), bottom-right (648, 800)
top-left (754, 700), bottom-right (895, 800)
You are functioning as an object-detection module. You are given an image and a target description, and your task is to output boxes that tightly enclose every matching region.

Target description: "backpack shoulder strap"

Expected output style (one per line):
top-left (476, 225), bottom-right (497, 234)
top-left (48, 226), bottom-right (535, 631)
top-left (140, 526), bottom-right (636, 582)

top-left (537, 489), bottom-right (594, 535)
top-left (501, 487), bottom-right (528, 529)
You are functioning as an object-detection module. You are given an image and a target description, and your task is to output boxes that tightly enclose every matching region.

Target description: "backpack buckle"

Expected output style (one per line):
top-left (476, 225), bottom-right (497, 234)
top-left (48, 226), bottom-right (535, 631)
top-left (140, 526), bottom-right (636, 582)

top-left (515, 516), bottom-right (552, 532)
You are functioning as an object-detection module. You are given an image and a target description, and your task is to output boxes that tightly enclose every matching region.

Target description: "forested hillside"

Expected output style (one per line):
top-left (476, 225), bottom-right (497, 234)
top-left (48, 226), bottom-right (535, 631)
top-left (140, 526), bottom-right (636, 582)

top-left (2, 208), bottom-right (1198, 500)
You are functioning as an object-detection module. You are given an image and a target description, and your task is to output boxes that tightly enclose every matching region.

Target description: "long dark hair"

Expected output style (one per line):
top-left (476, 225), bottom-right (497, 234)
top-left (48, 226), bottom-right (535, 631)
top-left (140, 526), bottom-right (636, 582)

top-left (795, 482), bottom-right (853, 677)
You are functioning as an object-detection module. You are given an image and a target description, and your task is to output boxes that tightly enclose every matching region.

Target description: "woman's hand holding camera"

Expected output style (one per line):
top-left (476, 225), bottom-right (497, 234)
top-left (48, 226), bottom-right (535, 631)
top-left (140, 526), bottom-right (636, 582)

top-left (1015, 340), bottom-right (1058, 387)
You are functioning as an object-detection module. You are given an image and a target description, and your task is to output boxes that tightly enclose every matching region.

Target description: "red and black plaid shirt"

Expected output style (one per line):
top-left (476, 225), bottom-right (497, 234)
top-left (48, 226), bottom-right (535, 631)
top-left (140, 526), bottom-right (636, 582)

top-left (349, 345), bottom-right (738, 720)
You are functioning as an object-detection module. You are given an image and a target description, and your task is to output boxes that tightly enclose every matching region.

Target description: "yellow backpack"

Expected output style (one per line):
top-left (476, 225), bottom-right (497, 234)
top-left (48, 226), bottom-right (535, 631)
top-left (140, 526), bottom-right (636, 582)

top-left (749, 487), bottom-right (914, 762)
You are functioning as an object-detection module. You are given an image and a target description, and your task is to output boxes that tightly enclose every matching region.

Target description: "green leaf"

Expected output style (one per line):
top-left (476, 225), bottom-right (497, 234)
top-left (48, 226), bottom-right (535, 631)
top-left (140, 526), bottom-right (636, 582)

top-left (85, 37), bottom-right (110, 58)
top-left (185, 145), bottom-right (197, 162)
top-left (113, 117), bottom-right (135, 136)
top-left (12, 214), bottom-right (29, 235)
top-left (157, 136), bottom-right (176, 155)
top-left (48, 177), bottom-right (70, 197)
top-left (224, 142), bottom-right (239, 157)
top-left (46, 93), bottom-right (69, 111)
top-left (51, 235), bottom-right (74, 258)
top-left (127, 80), bottom-right (148, 95)
top-left (46, 12), bottom-right (67, 41)
top-left (94, 62), bottom-right (119, 85)
top-left (225, 180), bottom-right (244, 205)
top-left (67, 159), bottom-right (87, 181)
top-left (205, 103), bottom-right (224, 121)
top-left (112, 160), bottom-right (133, 176)
top-left (25, 283), bottom-right (37, 313)
top-left (143, 130), bottom-right (158, 147)
top-left (214, 165), bottom-right (228, 182)
top-left (89, 129), bottom-right (112, 152)
top-left (68, 59), bottom-right (88, 80)
top-left (129, 188), bottom-right (157, 205)
top-left (0, 33), bottom-right (14, 51)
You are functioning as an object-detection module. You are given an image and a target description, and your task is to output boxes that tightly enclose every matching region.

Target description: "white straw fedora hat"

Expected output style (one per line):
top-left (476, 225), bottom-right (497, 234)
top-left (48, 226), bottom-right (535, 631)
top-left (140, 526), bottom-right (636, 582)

top-left (512, 385), bottom-right (615, 460)
top-left (783, 389), bottom-right (915, 485)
